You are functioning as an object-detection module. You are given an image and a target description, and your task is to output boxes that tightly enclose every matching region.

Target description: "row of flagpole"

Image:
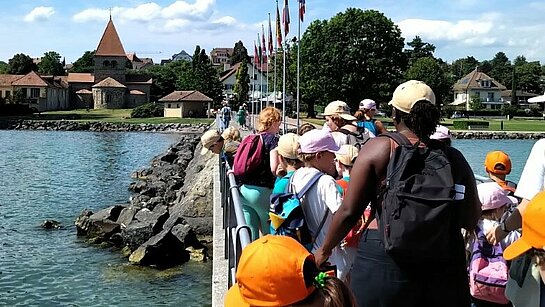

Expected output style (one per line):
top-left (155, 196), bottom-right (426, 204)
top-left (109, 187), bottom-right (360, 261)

top-left (251, 0), bottom-right (305, 132)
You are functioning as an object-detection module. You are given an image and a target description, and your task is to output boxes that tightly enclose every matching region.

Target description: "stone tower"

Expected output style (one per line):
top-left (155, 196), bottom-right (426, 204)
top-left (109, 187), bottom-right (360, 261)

top-left (94, 17), bottom-right (127, 84)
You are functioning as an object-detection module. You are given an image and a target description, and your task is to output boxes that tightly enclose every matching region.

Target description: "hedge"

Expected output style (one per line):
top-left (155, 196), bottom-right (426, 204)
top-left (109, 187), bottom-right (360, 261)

top-left (453, 120), bottom-right (489, 130)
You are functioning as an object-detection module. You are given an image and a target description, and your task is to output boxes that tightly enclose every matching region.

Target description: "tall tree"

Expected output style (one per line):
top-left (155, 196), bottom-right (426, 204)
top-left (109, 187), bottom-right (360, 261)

top-left (516, 61), bottom-right (542, 93)
top-left (404, 57), bottom-right (451, 108)
top-left (70, 51), bottom-right (95, 73)
top-left (488, 52), bottom-right (512, 87)
top-left (300, 9), bottom-right (405, 113)
top-left (178, 45), bottom-right (223, 102)
top-left (230, 41), bottom-right (250, 64)
top-left (233, 58), bottom-right (250, 106)
top-left (404, 36), bottom-right (436, 65)
top-left (8, 53), bottom-right (36, 74)
top-left (450, 56), bottom-right (479, 80)
top-left (37, 51), bottom-right (65, 75)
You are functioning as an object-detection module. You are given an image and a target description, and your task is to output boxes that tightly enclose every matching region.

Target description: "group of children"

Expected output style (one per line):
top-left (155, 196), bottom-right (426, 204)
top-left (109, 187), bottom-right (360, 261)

top-left (200, 88), bottom-right (545, 306)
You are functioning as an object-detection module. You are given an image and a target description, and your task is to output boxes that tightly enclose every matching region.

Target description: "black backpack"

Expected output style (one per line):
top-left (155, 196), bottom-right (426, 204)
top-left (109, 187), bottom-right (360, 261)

top-left (378, 132), bottom-right (458, 264)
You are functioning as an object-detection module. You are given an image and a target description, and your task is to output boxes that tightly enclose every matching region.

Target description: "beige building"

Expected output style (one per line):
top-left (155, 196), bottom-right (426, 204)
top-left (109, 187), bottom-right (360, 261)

top-left (67, 17), bottom-right (152, 109)
top-left (451, 68), bottom-right (507, 110)
top-left (210, 48), bottom-right (233, 66)
top-left (158, 90), bottom-right (212, 118)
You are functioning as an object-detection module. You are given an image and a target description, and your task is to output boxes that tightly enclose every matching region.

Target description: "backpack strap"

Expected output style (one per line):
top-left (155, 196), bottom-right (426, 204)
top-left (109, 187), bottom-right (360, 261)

top-left (380, 132), bottom-right (412, 146)
top-left (293, 171), bottom-right (323, 198)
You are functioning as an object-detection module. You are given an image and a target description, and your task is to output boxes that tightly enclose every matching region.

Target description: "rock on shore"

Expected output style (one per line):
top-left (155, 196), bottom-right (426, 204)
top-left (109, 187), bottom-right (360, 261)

top-left (75, 128), bottom-right (217, 268)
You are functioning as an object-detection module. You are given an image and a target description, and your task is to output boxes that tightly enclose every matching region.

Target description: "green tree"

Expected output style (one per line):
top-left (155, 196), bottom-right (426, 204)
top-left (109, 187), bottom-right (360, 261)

top-left (230, 41), bottom-right (250, 64)
top-left (145, 61), bottom-right (184, 102)
top-left (450, 56), bottom-right (479, 80)
top-left (0, 61), bottom-right (9, 74)
top-left (404, 36), bottom-right (436, 65)
top-left (469, 95), bottom-right (484, 117)
top-left (37, 51), bottom-right (65, 75)
top-left (12, 89), bottom-right (26, 104)
top-left (488, 52), bottom-right (512, 87)
top-left (177, 45), bottom-right (223, 102)
top-left (501, 103), bottom-right (517, 119)
top-left (300, 9), bottom-right (405, 114)
top-left (516, 61), bottom-right (542, 93)
top-left (70, 51), bottom-right (95, 73)
top-left (404, 57), bottom-right (451, 108)
top-left (233, 58), bottom-right (250, 106)
top-left (8, 53), bottom-right (37, 74)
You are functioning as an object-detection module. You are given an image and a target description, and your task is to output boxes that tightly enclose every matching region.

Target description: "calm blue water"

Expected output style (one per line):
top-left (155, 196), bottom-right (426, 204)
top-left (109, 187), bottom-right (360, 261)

top-left (0, 130), bottom-right (211, 306)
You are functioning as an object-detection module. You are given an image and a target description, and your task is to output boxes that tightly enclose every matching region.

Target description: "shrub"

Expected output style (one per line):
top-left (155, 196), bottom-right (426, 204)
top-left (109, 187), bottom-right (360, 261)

top-left (131, 103), bottom-right (162, 118)
top-left (453, 120), bottom-right (489, 130)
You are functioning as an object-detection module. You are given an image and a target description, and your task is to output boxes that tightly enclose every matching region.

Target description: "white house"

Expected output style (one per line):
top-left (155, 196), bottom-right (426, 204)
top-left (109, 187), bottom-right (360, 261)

top-left (219, 62), bottom-right (269, 101)
top-left (451, 68), bottom-right (507, 110)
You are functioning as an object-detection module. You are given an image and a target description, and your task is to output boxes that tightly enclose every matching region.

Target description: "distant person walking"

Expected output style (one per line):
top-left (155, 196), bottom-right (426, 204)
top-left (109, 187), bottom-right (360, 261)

top-left (237, 105), bottom-right (248, 130)
top-left (219, 102), bottom-right (231, 131)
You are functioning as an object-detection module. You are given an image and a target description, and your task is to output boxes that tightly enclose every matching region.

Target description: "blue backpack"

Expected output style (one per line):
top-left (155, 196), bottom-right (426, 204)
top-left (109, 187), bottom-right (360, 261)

top-left (269, 172), bottom-right (328, 251)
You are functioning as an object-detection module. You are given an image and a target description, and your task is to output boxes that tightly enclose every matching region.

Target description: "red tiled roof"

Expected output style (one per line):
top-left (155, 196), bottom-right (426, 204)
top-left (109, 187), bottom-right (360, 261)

top-left (0, 74), bottom-right (24, 86)
top-left (219, 62), bottom-right (241, 82)
top-left (67, 73), bottom-right (94, 83)
top-left (158, 90), bottom-right (213, 102)
top-left (92, 77), bottom-right (126, 88)
top-left (11, 71), bottom-right (48, 87)
top-left (96, 19), bottom-right (126, 56)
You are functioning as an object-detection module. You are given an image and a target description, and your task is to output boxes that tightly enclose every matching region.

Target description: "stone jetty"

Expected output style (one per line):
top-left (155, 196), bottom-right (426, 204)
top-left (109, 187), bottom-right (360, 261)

top-left (74, 126), bottom-right (218, 268)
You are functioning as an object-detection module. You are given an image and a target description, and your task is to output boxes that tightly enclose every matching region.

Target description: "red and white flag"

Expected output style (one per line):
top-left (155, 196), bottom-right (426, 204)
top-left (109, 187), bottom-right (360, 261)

top-left (299, 0), bottom-right (305, 22)
top-left (282, 0), bottom-right (290, 37)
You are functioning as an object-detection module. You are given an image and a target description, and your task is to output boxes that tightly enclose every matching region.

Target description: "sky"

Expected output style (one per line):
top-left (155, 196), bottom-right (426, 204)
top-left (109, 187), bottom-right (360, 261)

top-left (2, 0), bottom-right (545, 66)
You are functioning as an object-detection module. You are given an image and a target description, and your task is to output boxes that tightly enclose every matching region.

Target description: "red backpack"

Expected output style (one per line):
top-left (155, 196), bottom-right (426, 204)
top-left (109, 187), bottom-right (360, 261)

top-left (232, 134), bottom-right (265, 182)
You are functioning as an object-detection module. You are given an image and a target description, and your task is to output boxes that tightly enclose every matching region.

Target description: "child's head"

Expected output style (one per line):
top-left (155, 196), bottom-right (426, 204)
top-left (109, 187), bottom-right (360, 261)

top-left (221, 126), bottom-right (241, 142)
top-left (298, 129), bottom-right (342, 178)
top-left (298, 123), bottom-right (316, 136)
top-left (335, 145), bottom-right (359, 177)
top-left (277, 133), bottom-right (303, 170)
top-left (225, 235), bottom-right (355, 307)
top-left (323, 100), bottom-right (356, 131)
top-left (430, 125), bottom-right (452, 146)
top-left (484, 150), bottom-right (512, 178)
top-left (504, 191), bottom-right (545, 261)
top-left (200, 130), bottom-right (224, 155)
top-left (477, 182), bottom-right (516, 220)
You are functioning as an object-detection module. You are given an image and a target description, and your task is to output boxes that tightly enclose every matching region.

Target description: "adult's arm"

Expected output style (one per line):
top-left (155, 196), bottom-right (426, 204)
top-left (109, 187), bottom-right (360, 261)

top-left (270, 148), bottom-right (280, 175)
top-left (486, 199), bottom-right (527, 245)
top-left (374, 120), bottom-right (388, 135)
top-left (448, 147), bottom-right (481, 231)
top-left (314, 137), bottom-right (390, 265)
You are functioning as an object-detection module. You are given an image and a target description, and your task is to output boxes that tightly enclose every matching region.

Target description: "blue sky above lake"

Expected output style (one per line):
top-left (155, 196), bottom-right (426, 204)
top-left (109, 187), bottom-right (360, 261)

top-left (2, 0), bottom-right (545, 65)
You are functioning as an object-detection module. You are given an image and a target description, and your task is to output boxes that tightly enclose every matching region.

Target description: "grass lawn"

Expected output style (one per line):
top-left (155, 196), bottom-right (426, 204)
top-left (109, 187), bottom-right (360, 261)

top-left (15, 109), bottom-right (214, 125)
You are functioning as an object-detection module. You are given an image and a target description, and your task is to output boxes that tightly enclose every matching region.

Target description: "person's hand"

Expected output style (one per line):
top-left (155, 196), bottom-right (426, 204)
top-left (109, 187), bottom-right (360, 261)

top-left (485, 224), bottom-right (508, 245)
top-left (314, 247), bottom-right (332, 269)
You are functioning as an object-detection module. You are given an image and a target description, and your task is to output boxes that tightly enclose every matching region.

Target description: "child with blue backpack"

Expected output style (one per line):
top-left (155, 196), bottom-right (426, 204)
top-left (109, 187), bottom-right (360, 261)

top-left (469, 182), bottom-right (520, 306)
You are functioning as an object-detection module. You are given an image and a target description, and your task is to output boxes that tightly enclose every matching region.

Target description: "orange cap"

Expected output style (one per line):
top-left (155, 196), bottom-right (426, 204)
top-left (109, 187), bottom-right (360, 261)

top-left (503, 191), bottom-right (545, 260)
top-left (224, 235), bottom-right (315, 306)
top-left (484, 151), bottom-right (512, 175)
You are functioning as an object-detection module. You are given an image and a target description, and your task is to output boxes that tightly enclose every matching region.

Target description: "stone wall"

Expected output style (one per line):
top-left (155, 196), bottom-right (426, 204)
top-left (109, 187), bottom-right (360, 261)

top-left (2, 120), bottom-right (210, 132)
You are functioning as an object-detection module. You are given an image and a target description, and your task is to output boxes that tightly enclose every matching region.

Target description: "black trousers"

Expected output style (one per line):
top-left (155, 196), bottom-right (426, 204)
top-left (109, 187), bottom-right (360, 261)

top-left (350, 229), bottom-right (471, 307)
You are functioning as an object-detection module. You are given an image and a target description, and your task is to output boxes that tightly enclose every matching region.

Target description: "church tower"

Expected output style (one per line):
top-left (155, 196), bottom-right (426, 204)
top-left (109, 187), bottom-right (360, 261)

top-left (94, 17), bottom-right (127, 84)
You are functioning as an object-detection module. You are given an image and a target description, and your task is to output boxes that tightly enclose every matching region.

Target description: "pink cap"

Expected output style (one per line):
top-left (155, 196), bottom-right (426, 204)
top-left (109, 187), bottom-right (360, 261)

top-left (359, 99), bottom-right (376, 110)
top-left (477, 182), bottom-right (517, 211)
top-left (298, 129), bottom-right (341, 154)
top-left (430, 125), bottom-right (451, 140)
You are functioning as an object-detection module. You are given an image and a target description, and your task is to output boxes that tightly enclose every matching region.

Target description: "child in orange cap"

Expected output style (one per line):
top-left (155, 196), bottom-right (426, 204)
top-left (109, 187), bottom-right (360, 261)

top-left (484, 150), bottom-right (518, 196)
top-left (224, 235), bottom-right (355, 307)
top-left (502, 191), bottom-right (545, 306)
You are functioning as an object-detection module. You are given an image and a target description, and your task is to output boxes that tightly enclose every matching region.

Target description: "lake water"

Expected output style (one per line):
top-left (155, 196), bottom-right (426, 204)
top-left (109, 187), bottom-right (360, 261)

top-left (0, 130), bottom-right (540, 306)
top-left (0, 130), bottom-right (212, 306)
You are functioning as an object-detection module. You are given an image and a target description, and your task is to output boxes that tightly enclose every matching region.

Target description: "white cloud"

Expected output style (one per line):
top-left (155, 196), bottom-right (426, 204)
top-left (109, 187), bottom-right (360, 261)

top-left (24, 6), bottom-right (55, 22)
top-left (72, 8), bottom-right (110, 23)
top-left (212, 16), bottom-right (237, 26)
top-left (398, 17), bottom-right (494, 42)
top-left (161, 0), bottom-right (215, 20)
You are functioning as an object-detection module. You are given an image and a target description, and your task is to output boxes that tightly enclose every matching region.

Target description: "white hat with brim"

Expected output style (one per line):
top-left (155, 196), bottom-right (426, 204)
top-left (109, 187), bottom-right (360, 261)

top-left (200, 130), bottom-right (221, 155)
top-left (389, 80), bottom-right (436, 114)
top-left (323, 100), bottom-right (357, 121)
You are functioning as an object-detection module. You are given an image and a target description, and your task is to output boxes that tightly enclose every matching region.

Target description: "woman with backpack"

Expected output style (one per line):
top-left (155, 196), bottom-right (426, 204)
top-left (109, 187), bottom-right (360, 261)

top-left (322, 100), bottom-right (363, 147)
top-left (234, 107), bottom-right (281, 241)
top-left (315, 80), bottom-right (482, 307)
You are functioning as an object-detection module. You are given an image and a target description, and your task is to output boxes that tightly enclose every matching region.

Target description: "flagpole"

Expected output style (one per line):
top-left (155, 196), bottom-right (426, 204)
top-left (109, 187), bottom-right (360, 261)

top-left (252, 47), bottom-right (256, 128)
top-left (296, 6), bottom-right (301, 130)
top-left (266, 14), bottom-right (270, 108)
top-left (274, 0), bottom-right (279, 114)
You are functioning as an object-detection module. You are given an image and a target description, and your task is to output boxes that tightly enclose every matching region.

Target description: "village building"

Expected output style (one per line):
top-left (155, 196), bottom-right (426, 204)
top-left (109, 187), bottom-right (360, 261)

top-left (157, 90), bottom-right (212, 118)
top-left (451, 68), bottom-right (507, 110)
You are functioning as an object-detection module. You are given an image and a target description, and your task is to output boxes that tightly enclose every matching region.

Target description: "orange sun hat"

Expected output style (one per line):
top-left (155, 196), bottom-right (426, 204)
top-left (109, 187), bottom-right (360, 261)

top-left (484, 150), bottom-right (512, 175)
top-left (503, 191), bottom-right (545, 260)
top-left (224, 235), bottom-right (315, 306)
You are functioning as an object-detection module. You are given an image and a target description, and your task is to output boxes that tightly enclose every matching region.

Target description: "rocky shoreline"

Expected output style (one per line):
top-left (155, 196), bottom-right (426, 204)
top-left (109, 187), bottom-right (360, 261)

top-left (0, 119), bottom-right (210, 133)
top-left (74, 125), bottom-right (218, 268)
top-left (452, 131), bottom-right (545, 139)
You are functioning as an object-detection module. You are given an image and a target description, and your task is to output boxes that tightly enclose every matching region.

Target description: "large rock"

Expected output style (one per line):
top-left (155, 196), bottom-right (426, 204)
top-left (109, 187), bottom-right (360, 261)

top-left (121, 221), bottom-right (154, 251)
top-left (116, 207), bottom-right (137, 228)
top-left (134, 207), bottom-right (169, 232)
top-left (89, 205), bottom-right (125, 222)
top-left (128, 229), bottom-right (190, 267)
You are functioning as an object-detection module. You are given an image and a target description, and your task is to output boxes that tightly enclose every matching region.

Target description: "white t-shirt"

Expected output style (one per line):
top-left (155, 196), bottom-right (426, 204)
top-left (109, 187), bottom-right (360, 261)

top-left (291, 167), bottom-right (348, 278)
top-left (515, 138), bottom-right (545, 201)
